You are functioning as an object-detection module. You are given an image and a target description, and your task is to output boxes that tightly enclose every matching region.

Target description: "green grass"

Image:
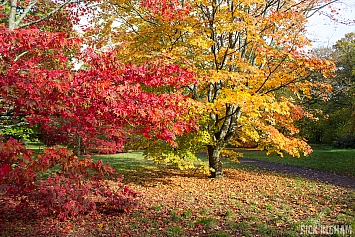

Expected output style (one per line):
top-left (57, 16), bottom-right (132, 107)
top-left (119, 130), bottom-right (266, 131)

top-left (240, 144), bottom-right (355, 177)
top-left (27, 142), bottom-right (355, 177)
top-left (25, 143), bottom-right (156, 173)
top-left (92, 151), bottom-right (154, 171)
top-left (25, 142), bottom-right (46, 153)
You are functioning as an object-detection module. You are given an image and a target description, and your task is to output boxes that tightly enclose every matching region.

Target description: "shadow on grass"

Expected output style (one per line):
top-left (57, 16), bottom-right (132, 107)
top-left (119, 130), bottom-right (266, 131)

top-left (92, 151), bottom-right (316, 187)
top-left (92, 151), bottom-right (209, 186)
top-left (94, 150), bottom-right (355, 192)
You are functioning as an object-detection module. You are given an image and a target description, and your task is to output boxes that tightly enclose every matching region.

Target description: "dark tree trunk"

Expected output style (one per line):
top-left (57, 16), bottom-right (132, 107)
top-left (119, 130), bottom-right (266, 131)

top-left (77, 135), bottom-right (81, 157)
top-left (206, 104), bottom-right (242, 178)
top-left (207, 144), bottom-right (223, 178)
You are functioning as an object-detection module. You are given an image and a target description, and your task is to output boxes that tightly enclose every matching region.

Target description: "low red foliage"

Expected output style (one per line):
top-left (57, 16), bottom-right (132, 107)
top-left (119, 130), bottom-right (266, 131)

top-left (0, 136), bottom-right (137, 223)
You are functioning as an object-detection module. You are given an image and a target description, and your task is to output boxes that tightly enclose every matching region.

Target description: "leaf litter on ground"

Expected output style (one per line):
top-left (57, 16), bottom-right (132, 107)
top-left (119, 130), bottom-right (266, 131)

top-left (1, 163), bottom-right (354, 237)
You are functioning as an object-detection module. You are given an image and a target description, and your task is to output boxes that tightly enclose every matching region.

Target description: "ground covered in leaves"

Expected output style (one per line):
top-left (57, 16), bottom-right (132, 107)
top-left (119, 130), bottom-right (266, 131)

top-left (1, 162), bottom-right (354, 237)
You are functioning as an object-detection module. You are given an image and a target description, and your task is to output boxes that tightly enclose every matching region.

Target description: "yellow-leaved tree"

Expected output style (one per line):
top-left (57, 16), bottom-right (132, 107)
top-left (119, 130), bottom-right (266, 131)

top-left (89, 0), bottom-right (335, 177)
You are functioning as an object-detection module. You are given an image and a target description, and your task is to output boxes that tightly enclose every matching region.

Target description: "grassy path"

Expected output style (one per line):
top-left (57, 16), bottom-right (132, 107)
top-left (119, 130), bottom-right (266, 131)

top-left (239, 158), bottom-right (355, 189)
top-left (239, 145), bottom-right (355, 177)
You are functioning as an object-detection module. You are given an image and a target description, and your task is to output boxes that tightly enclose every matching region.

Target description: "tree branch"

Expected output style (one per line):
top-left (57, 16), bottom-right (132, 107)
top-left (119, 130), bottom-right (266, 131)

top-left (14, 51), bottom-right (29, 61)
top-left (263, 73), bottom-right (313, 95)
top-left (18, 0), bottom-right (84, 29)
top-left (0, 121), bottom-right (29, 129)
top-left (306, 0), bottom-right (339, 18)
top-left (15, 0), bottom-right (38, 28)
top-left (1, 0), bottom-right (8, 6)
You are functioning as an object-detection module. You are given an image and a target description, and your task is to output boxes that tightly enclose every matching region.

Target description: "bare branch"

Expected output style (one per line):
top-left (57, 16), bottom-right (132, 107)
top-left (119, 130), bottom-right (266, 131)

top-left (306, 0), bottom-right (340, 18)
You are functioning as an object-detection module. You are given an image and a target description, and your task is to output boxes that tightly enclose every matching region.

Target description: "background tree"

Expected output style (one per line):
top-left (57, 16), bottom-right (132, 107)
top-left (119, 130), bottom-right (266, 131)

top-left (90, 0), bottom-right (335, 177)
top-left (299, 32), bottom-right (355, 145)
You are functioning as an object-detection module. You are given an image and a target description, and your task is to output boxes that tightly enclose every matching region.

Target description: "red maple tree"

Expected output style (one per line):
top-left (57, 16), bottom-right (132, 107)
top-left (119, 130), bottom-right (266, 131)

top-left (0, 0), bottom-right (199, 220)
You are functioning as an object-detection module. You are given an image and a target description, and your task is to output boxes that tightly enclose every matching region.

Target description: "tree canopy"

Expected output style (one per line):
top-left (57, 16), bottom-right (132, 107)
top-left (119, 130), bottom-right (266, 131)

top-left (0, 0), bottom-right (200, 154)
top-left (89, 0), bottom-right (336, 177)
top-left (0, 0), bottom-right (202, 220)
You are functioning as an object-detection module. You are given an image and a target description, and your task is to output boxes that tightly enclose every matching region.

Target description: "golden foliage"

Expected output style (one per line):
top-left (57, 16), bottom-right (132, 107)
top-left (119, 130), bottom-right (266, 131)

top-left (88, 0), bottom-right (336, 166)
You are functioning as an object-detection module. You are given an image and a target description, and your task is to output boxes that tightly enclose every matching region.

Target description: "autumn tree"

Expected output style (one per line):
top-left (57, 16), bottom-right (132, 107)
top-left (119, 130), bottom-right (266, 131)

top-left (1, 0), bottom-right (200, 220)
top-left (0, 0), bottom-right (86, 142)
top-left (90, 0), bottom-right (336, 177)
top-left (0, 0), bottom-right (139, 219)
top-left (1, 0), bottom-right (199, 153)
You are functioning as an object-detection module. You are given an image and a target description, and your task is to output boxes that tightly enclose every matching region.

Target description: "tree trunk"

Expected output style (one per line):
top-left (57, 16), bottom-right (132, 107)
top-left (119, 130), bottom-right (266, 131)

top-left (77, 135), bottom-right (81, 157)
top-left (9, 0), bottom-right (18, 30)
top-left (207, 144), bottom-right (223, 178)
top-left (206, 105), bottom-right (242, 178)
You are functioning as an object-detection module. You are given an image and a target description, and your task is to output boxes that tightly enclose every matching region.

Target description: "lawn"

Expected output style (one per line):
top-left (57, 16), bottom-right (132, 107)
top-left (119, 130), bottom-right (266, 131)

top-left (241, 144), bottom-right (355, 177)
top-left (25, 142), bottom-right (46, 153)
top-left (2, 149), bottom-right (354, 236)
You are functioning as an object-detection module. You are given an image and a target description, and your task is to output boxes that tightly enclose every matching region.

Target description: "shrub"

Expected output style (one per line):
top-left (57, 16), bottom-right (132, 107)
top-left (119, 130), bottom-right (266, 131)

top-left (0, 136), bottom-right (137, 221)
top-left (332, 135), bottom-right (355, 149)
